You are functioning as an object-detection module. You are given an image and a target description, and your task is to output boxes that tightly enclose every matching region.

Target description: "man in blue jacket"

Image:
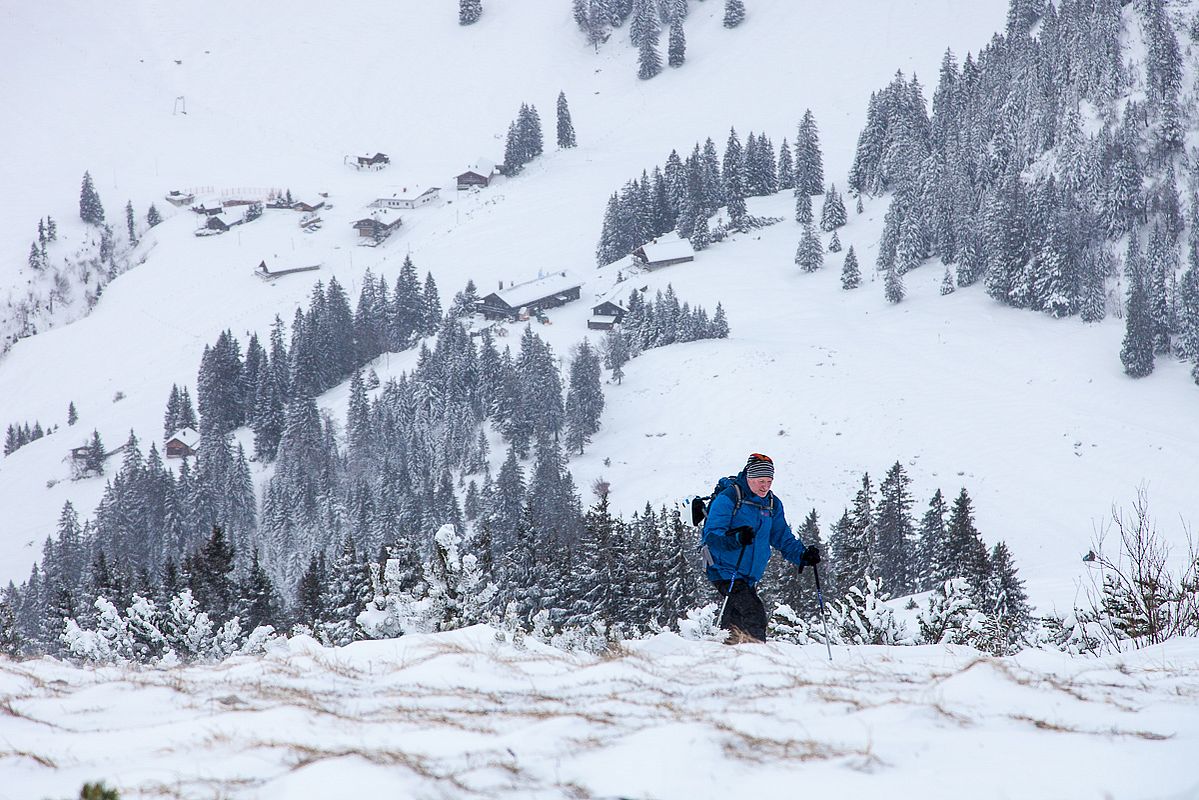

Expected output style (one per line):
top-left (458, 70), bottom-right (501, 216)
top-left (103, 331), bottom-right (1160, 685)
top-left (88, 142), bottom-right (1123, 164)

top-left (701, 453), bottom-right (821, 641)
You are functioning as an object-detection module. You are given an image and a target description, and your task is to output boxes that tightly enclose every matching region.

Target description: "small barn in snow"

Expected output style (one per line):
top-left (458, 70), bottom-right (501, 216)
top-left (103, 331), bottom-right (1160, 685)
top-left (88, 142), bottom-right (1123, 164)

top-left (356, 152), bottom-right (390, 169)
top-left (165, 428), bottom-right (200, 459)
top-left (353, 208), bottom-right (404, 243)
top-left (634, 235), bottom-right (695, 269)
top-left (457, 159), bottom-right (497, 190)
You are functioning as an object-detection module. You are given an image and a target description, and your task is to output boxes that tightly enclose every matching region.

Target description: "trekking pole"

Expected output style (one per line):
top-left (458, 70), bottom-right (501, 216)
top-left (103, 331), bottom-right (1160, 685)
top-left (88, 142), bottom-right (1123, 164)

top-left (812, 563), bottom-right (833, 662)
top-left (717, 545), bottom-right (747, 628)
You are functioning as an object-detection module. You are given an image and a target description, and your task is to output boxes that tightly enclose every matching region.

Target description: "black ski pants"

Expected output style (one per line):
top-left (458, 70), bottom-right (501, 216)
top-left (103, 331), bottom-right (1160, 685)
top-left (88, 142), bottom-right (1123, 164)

top-left (714, 579), bottom-right (767, 642)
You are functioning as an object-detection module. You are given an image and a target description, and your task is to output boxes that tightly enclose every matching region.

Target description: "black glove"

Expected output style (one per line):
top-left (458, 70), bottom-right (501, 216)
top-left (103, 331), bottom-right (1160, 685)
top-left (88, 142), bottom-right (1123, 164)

top-left (800, 545), bottom-right (821, 567)
top-left (730, 525), bottom-right (755, 546)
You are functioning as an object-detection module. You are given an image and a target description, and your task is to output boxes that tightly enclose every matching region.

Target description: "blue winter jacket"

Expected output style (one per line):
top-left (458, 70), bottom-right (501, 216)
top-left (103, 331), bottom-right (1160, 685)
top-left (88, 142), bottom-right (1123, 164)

top-left (701, 472), bottom-right (807, 585)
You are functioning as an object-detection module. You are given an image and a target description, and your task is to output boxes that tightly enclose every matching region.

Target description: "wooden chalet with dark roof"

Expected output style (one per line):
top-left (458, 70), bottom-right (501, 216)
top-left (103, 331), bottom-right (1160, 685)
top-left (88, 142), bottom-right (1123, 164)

top-left (165, 427), bottom-right (200, 459)
top-left (456, 159), bottom-right (497, 190)
top-left (633, 234), bottom-right (695, 269)
top-left (356, 152), bottom-right (390, 169)
top-left (478, 271), bottom-right (583, 320)
top-left (588, 297), bottom-right (628, 330)
top-left (352, 208), bottom-right (403, 243)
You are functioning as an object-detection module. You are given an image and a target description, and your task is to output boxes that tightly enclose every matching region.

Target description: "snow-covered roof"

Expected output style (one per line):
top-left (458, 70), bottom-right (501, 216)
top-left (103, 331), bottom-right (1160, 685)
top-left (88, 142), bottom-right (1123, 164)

top-left (357, 208), bottom-right (403, 226)
top-left (492, 271), bottom-right (581, 307)
top-left (374, 186), bottom-right (440, 204)
top-left (462, 158), bottom-right (496, 176)
top-left (592, 285), bottom-right (630, 311)
top-left (212, 207), bottom-right (249, 226)
top-left (166, 427), bottom-right (200, 448)
top-left (636, 234), bottom-right (694, 264)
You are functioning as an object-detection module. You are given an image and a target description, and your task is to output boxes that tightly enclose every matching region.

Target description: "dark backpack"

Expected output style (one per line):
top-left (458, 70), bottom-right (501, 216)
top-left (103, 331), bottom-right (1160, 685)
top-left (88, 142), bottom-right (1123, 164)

top-left (691, 474), bottom-right (777, 527)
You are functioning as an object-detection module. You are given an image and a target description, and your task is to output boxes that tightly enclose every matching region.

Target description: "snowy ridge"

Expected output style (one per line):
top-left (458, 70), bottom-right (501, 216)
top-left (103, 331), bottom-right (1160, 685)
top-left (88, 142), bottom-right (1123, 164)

top-left (3, 627), bottom-right (1199, 799)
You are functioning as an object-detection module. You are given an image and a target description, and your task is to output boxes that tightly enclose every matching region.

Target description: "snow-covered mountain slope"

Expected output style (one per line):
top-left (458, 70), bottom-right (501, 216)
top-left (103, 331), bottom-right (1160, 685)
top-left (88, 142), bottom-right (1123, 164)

top-left (5, 626), bottom-right (1199, 800)
top-left (2, 0), bottom-right (1197, 615)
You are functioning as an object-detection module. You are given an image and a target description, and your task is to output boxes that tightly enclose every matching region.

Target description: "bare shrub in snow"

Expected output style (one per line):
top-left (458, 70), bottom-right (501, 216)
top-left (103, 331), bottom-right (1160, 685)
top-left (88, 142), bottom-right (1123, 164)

top-left (1074, 489), bottom-right (1199, 652)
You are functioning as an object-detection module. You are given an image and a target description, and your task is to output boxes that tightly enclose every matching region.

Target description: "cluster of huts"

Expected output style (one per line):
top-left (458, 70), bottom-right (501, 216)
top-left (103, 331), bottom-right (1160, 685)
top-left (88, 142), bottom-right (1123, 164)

top-left (351, 157), bottom-right (500, 245)
top-left (476, 233), bottom-right (696, 330)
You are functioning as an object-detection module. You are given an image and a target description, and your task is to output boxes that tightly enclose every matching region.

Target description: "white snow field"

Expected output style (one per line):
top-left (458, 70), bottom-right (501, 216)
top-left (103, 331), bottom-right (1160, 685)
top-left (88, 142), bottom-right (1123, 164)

top-left (3, 627), bottom-right (1199, 800)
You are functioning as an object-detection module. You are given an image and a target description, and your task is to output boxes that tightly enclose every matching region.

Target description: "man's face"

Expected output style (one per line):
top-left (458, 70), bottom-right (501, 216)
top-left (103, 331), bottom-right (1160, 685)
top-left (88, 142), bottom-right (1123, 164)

top-left (747, 476), bottom-right (772, 498)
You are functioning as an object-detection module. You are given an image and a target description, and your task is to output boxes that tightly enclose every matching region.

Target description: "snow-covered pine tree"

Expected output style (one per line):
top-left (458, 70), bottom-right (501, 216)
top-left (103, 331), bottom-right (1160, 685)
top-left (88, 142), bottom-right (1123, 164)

top-left (884, 260), bottom-right (905, 303)
top-left (871, 462), bottom-right (915, 594)
top-left (1179, 219), bottom-right (1199, 373)
top-left (556, 91), bottom-right (577, 148)
top-left (1144, 223), bottom-right (1175, 355)
top-left (637, 7), bottom-right (662, 80)
top-left (820, 184), bottom-right (847, 231)
top-left (794, 109), bottom-right (825, 197)
top-left (237, 549), bottom-right (282, 632)
top-left (125, 200), bottom-right (137, 245)
top-left (830, 499), bottom-right (867, 591)
top-left (828, 230), bottom-right (841, 253)
top-left (322, 536), bottom-right (374, 645)
top-left (1103, 106), bottom-right (1144, 238)
top-left (83, 429), bottom-right (106, 476)
top-left (722, 0), bottom-right (745, 28)
top-left (602, 325), bottom-right (630, 384)
top-left (503, 121), bottom-right (525, 176)
top-left (722, 127), bottom-right (747, 227)
top-left (940, 265), bottom-right (955, 295)
top-left (1120, 234), bottom-right (1155, 378)
top-left (794, 223), bottom-right (824, 272)
top-left (794, 186), bottom-right (812, 225)
top-left (125, 593), bottom-right (171, 663)
top-left (630, 0), bottom-right (658, 46)
top-left (27, 242), bottom-right (43, 271)
top-left (701, 137), bottom-right (723, 212)
top-left (160, 589), bottom-right (215, 662)
top-left (917, 578), bottom-right (985, 646)
top-left (659, 506), bottom-right (700, 623)
top-left (459, 0), bottom-right (482, 25)
top-left (777, 139), bottom-right (794, 191)
top-left (146, 203), bottom-right (162, 228)
top-left (830, 576), bottom-right (908, 645)
top-left (710, 302), bottom-right (729, 338)
top-left (0, 595), bottom-right (21, 657)
top-left (841, 245), bottom-right (861, 290)
top-left (667, 17), bottom-right (685, 67)
top-left (942, 488), bottom-right (991, 598)
top-left (895, 212), bottom-right (925, 275)
top-left (186, 525), bottom-right (237, 625)
top-left (367, 524), bottom-right (498, 636)
top-left (63, 597), bottom-right (133, 664)
top-left (564, 339), bottom-right (605, 454)
top-left (421, 271), bottom-right (443, 336)
top-left (913, 488), bottom-right (948, 592)
top-left (519, 103), bottom-right (544, 161)
top-left (984, 540), bottom-right (1030, 640)
top-left (79, 171), bottom-right (105, 225)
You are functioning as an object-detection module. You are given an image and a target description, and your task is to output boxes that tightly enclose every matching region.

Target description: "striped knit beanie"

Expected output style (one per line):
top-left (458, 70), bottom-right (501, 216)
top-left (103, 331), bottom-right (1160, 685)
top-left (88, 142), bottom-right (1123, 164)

top-left (745, 453), bottom-right (774, 479)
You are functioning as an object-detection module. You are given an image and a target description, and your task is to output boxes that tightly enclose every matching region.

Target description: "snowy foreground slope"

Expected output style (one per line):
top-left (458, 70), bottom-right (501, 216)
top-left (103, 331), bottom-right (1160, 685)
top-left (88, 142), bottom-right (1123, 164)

top-left (4, 629), bottom-right (1199, 800)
